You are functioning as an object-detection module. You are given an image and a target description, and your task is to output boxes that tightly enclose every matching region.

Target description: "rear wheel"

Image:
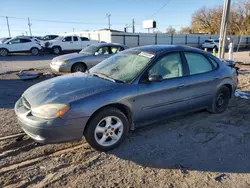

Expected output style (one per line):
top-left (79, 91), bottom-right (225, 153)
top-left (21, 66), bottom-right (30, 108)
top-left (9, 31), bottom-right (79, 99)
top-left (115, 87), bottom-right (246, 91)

top-left (30, 47), bottom-right (39, 56)
top-left (71, 63), bottom-right (86, 72)
top-left (0, 48), bottom-right (8, 56)
top-left (208, 86), bottom-right (230, 113)
top-left (84, 107), bottom-right (129, 151)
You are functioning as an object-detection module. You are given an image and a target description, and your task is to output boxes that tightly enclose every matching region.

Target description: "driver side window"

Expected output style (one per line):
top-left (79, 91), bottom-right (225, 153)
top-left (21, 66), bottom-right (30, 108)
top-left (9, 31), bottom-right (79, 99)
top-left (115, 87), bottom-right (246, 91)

top-left (62, 36), bottom-right (72, 42)
top-left (9, 39), bottom-right (21, 44)
top-left (96, 47), bottom-right (110, 55)
top-left (149, 53), bottom-right (183, 79)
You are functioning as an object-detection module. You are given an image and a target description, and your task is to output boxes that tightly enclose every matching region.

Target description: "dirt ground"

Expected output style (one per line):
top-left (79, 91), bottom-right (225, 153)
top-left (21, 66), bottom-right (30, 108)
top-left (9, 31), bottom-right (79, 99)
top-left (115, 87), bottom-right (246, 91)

top-left (1, 64), bottom-right (250, 188)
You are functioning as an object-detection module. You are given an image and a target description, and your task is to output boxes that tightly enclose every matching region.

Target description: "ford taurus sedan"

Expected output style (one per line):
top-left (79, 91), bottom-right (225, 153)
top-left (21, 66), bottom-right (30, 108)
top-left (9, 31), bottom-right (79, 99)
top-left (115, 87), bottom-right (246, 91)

top-left (50, 43), bottom-right (128, 73)
top-left (15, 45), bottom-right (238, 151)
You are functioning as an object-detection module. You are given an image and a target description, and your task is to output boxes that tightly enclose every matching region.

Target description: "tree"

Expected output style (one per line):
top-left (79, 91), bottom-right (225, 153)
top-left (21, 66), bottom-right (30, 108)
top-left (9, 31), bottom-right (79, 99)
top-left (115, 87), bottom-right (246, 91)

top-left (189, 0), bottom-right (250, 35)
top-left (178, 27), bottom-right (193, 34)
top-left (166, 26), bottom-right (176, 34)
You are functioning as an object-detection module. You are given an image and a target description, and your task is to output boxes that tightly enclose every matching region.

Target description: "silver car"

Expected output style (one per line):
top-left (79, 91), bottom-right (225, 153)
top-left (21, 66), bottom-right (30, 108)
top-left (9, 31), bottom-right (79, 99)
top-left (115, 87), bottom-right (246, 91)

top-left (15, 45), bottom-right (238, 151)
top-left (50, 43), bottom-right (128, 73)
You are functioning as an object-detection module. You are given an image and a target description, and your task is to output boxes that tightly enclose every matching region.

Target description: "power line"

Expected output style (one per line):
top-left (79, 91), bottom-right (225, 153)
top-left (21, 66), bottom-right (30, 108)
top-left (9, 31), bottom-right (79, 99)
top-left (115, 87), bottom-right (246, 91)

top-left (0, 15), bottom-right (125, 25)
top-left (150, 0), bottom-right (172, 17)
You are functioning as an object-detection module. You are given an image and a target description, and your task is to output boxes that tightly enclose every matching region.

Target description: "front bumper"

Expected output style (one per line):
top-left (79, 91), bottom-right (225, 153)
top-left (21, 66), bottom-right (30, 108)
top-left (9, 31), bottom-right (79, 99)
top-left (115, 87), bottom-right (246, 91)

top-left (50, 63), bottom-right (71, 73)
top-left (15, 98), bottom-right (89, 144)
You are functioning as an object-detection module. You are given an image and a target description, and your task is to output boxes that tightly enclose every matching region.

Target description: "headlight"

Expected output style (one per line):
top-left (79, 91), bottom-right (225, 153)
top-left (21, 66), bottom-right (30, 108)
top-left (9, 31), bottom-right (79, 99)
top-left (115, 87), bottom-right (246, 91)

top-left (31, 104), bottom-right (70, 119)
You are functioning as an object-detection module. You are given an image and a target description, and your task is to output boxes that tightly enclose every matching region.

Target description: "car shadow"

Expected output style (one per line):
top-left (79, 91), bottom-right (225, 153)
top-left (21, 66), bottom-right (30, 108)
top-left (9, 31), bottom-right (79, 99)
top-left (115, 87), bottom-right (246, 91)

top-left (0, 53), bottom-right (57, 62)
top-left (111, 96), bottom-right (250, 173)
top-left (0, 77), bottom-right (48, 109)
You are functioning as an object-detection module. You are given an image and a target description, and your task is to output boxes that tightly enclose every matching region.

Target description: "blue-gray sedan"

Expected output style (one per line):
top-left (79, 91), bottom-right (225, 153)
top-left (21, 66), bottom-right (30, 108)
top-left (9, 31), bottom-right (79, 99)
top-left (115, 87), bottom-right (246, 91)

top-left (15, 45), bottom-right (238, 151)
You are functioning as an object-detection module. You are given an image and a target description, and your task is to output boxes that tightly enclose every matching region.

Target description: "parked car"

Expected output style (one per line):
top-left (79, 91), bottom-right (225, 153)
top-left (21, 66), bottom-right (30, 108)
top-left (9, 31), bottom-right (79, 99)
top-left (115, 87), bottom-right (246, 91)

top-left (0, 37), bottom-right (42, 56)
top-left (201, 39), bottom-right (219, 50)
top-left (0, 37), bottom-right (11, 44)
top-left (50, 43), bottom-right (128, 73)
top-left (44, 35), bottom-right (98, 55)
top-left (15, 45), bottom-right (238, 151)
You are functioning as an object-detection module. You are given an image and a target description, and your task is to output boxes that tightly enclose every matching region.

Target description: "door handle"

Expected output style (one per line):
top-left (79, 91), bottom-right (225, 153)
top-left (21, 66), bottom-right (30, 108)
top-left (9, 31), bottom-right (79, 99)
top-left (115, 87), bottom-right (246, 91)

top-left (177, 84), bottom-right (185, 89)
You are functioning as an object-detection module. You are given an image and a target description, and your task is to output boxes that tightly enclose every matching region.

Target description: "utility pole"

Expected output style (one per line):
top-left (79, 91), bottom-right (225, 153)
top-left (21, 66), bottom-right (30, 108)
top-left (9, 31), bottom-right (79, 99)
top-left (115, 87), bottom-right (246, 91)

top-left (28, 17), bottom-right (32, 36)
top-left (132, 18), bottom-right (135, 33)
top-left (25, 31), bottom-right (28, 36)
top-left (6, 17), bottom-right (11, 37)
top-left (218, 0), bottom-right (231, 59)
top-left (106, 14), bottom-right (111, 30)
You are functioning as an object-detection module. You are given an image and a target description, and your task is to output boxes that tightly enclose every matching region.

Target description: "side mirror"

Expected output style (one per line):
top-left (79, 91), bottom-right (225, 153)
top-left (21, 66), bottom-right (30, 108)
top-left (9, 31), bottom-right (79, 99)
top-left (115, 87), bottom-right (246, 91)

top-left (148, 75), bottom-right (163, 82)
top-left (94, 52), bottom-right (99, 56)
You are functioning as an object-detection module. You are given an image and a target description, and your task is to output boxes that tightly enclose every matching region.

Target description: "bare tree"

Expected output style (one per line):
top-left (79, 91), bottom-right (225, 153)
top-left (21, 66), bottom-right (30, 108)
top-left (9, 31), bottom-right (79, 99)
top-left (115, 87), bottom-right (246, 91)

top-left (178, 27), bottom-right (193, 34)
top-left (166, 26), bottom-right (176, 34)
top-left (190, 0), bottom-right (250, 35)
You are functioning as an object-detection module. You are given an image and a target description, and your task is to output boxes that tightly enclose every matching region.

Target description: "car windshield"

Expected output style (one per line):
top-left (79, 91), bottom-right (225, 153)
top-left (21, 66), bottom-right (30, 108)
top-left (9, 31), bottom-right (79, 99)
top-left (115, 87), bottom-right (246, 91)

top-left (89, 51), bottom-right (154, 83)
top-left (79, 45), bottom-right (98, 55)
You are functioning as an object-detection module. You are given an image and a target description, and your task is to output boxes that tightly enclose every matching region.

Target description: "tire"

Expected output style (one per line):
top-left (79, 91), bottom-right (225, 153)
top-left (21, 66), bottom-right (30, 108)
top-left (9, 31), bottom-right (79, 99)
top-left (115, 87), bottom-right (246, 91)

top-left (52, 46), bottom-right (61, 55)
top-left (208, 86), bottom-right (230, 113)
top-left (30, 47), bottom-right (39, 56)
top-left (0, 48), bottom-right (8, 56)
top-left (71, 63), bottom-right (86, 73)
top-left (84, 107), bottom-right (129, 152)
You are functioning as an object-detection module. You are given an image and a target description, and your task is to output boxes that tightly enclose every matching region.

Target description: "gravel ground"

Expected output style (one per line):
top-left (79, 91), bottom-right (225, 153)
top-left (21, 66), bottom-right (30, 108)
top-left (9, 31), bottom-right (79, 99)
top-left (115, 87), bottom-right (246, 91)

top-left (1, 63), bottom-right (250, 187)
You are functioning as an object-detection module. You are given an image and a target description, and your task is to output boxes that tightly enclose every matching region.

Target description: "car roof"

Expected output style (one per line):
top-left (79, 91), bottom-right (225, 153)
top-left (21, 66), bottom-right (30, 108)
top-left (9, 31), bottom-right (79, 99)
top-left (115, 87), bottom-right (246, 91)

top-left (131, 45), bottom-right (205, 55)
top-left (91, 43), bottom-right (127, 48)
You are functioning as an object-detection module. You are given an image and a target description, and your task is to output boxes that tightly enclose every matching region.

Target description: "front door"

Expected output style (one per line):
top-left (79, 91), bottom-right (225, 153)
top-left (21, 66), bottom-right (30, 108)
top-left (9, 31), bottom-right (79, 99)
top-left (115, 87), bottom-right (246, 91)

top-left (6, 38), bottom-right (23, 52)
top-left (89, 46), bottom-right (112, 67)
top-left (62, 36), bottom-right (73, 50)
top-left (134, 52), bottom-right (190, 124)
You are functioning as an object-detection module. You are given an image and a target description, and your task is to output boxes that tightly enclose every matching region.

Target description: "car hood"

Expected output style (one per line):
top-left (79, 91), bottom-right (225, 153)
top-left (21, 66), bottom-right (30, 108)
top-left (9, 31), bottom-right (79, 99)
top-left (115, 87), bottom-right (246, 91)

top-left (53, 53), bottom-right (88, 62)
top-left (22, 72), bottom-right (116, 108)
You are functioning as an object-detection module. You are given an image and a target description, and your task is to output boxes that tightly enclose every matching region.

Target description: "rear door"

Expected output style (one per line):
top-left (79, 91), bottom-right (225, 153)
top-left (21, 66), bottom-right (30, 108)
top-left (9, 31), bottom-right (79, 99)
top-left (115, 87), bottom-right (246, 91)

top-left (181, 52), bottom-right (219, 109)
top-left (73, 36), bottom-right (81, 50)
top-left (20, 39), bottom-right (33, 51)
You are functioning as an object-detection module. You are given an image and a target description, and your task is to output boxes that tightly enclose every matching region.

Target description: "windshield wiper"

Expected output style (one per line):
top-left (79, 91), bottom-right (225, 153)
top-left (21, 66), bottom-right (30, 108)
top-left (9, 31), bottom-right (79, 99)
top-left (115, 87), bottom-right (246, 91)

top-left (91, 72), bottom-right (116, 83)
top-left (91, 72), bottom-right (126, 83)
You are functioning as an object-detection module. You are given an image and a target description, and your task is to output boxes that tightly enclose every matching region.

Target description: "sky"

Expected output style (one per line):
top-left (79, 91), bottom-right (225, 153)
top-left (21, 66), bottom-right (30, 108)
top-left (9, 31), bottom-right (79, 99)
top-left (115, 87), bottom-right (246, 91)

top-left (0, 0), bottom-right (226, 37)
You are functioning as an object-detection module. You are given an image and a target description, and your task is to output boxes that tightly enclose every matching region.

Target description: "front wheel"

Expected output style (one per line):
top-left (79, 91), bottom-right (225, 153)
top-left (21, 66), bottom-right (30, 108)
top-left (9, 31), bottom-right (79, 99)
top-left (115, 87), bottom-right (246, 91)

top-left (84, 107), bottom-right (129, 151)
top-left (71, 63), bottom-right (86, 72)
top-left (208, 86), bottom-right (230, 113)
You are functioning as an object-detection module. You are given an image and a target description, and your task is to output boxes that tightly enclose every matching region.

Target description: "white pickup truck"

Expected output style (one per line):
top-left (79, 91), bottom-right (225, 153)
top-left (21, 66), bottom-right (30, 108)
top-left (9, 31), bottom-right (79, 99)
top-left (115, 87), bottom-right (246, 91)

top-left (44, 35), bottom-right (98, 55)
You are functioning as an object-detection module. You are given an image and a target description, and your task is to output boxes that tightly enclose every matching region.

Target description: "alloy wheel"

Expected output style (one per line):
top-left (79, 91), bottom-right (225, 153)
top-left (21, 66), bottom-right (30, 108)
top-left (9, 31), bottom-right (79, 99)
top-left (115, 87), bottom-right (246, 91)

top-left (94, 116), bottom-right (124, 147)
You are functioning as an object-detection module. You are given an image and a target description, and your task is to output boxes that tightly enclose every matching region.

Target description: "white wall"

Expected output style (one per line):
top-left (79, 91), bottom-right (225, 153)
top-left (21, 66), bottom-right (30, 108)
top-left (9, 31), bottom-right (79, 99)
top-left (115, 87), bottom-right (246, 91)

top-left (110, 32), bottom-right (250, 48)
top-left (60, 30), bottom-right (250, 49)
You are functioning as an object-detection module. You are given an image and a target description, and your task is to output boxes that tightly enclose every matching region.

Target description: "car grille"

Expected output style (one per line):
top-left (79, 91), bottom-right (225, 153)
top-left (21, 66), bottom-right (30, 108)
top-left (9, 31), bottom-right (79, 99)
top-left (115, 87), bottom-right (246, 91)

top-left (22, 97), bottom-right (31, 110)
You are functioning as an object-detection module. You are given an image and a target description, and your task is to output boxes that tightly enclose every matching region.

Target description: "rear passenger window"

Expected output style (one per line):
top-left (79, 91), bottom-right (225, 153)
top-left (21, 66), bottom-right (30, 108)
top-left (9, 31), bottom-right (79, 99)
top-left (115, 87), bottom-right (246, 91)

top-left (81, 37), bottom-right (90, 41)
top-left (184, 52), bottom-right (213, 75)
top-left (110, 46), bottom-right (124, 54)
top-left (209, 57), bottom-right (219, 69)
top-left (20, 39), bottom-right (31, 43)
top-left (73, 36), bottom-right (78, 41)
